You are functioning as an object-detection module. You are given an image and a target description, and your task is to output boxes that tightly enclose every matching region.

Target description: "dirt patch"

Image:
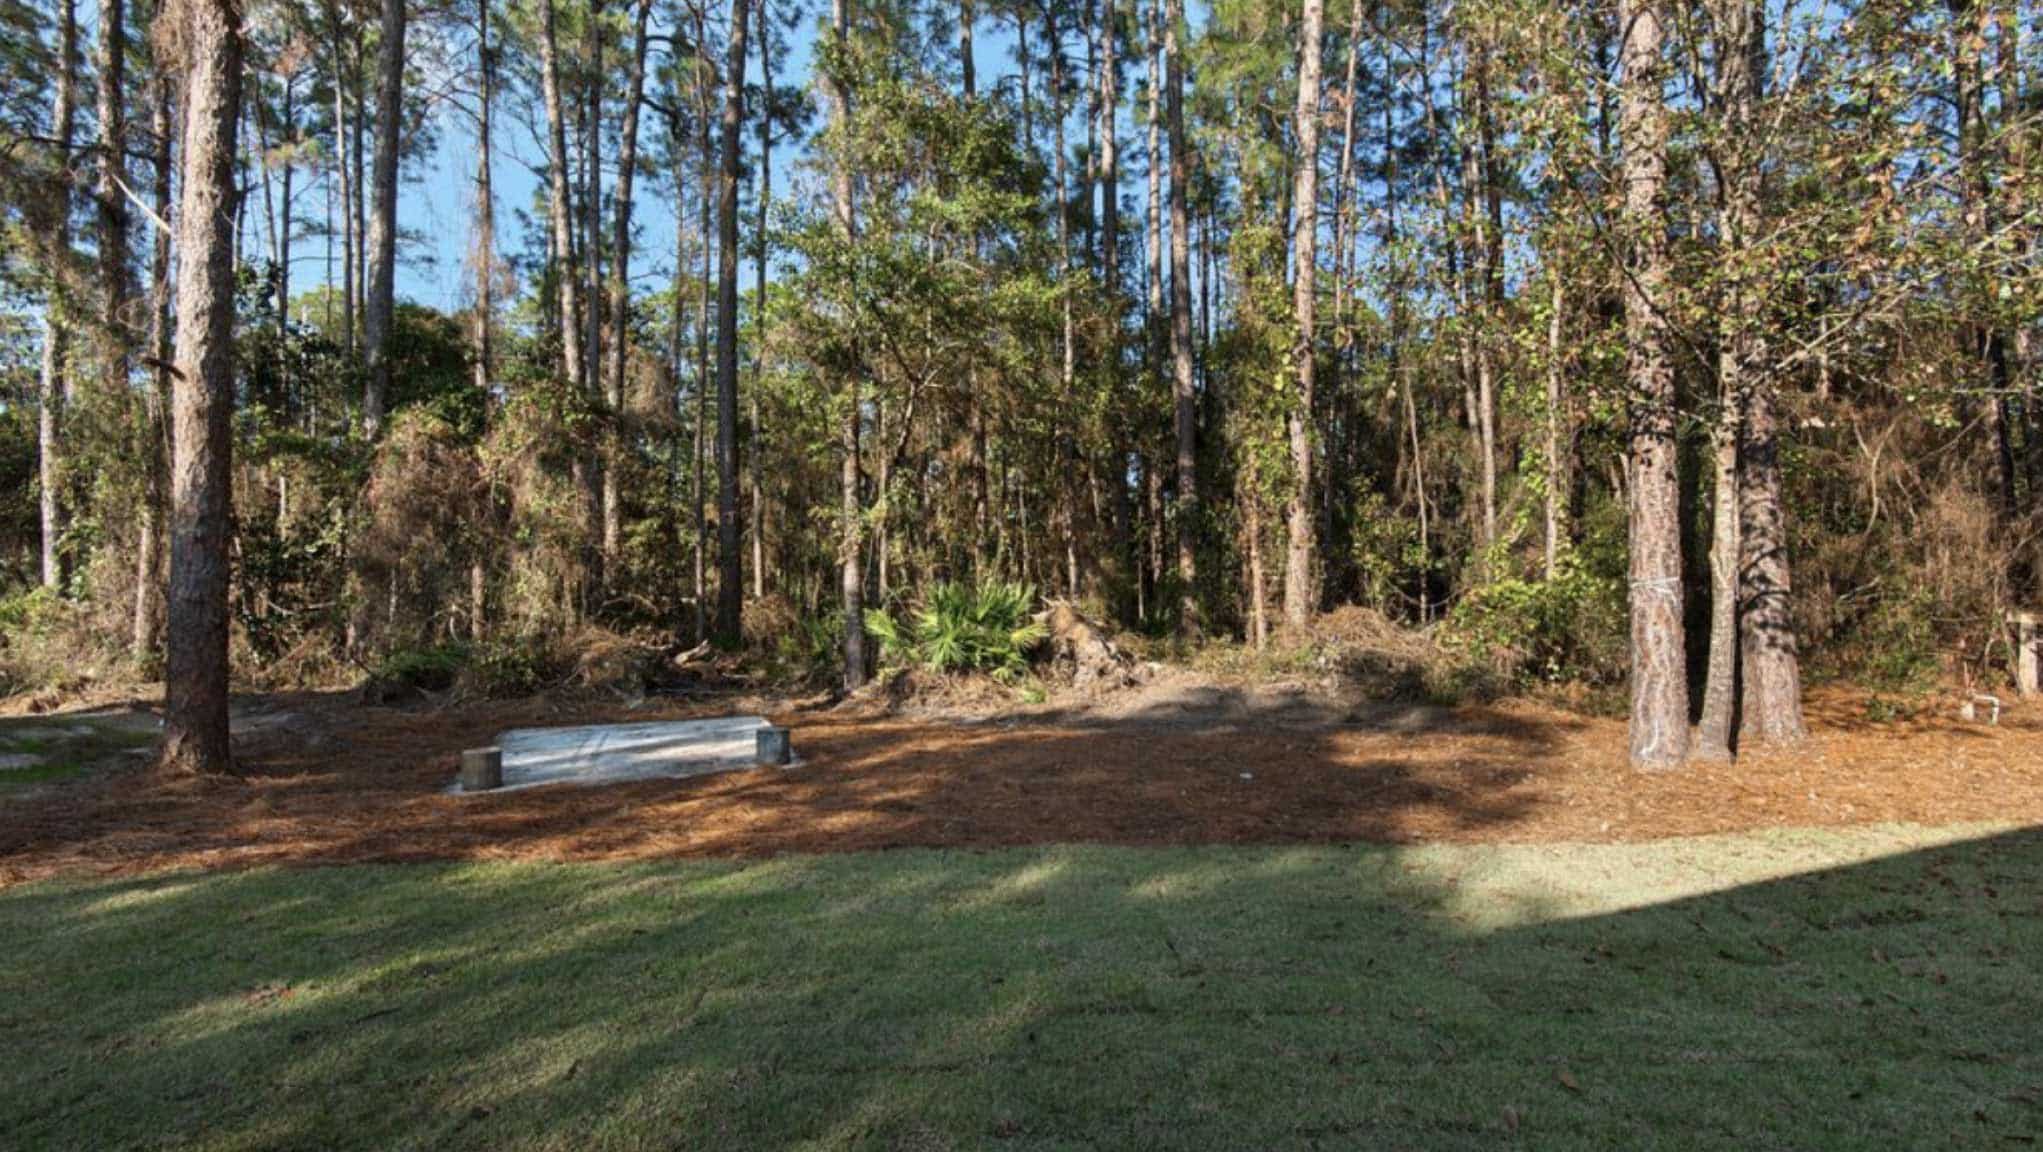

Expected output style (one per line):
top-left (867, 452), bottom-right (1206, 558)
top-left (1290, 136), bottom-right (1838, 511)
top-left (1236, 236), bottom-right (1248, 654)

top-left (1, 681), bottom-right (2040, 885)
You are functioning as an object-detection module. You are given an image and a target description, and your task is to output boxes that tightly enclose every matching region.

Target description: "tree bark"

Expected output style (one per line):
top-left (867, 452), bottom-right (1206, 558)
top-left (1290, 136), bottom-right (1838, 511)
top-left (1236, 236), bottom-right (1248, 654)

top-left (1165, 0), bottom-right (1198, 636)
top-left (1283, 0), bottom-right (1324, 628)
top-left (714, 0), bottom-right (751, 644)
top-left (1542, 268), bottom-right (1566, 581)
top-left (329, 0), bottom-right (354, 354)
top-left (1099, 0), bottom-right (1118, 298)
top-left (38, 0), bottom-right (78, 591)
top-left (1697, 0), bottom-right (1753, 759)
top-left (536, 0), bottom-right (584, 391)
top-left (133, 66), bottom-right (174, 664)
top-left (1694, 367), bottom-right (1742, 760)
top-left (1726, 0), bottom-right (1804, 748)
top-left (826, 0), bottom-right (865, 688)
top-left (97, 0), bottom-right (132, 402)
top-left (751, 0), bottom-right (773, 599)
top-left (603, 0), bottom-right (653, 570)
top-left (162, 0), bottom-right (243, 777)
top-left (1618, 0), bottom-right (1688, 769)
top-left (1737, 371), bottom-right (1806, 746)
top-left (361, 0), bottom-right (404, 436)
top-left (473, 0), bottom-right (495, 400)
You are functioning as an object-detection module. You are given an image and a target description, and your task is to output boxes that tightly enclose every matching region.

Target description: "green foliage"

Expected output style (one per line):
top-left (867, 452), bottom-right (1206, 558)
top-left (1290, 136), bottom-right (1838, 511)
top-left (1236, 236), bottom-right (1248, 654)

top-left (772, 612), bottom-right (847, 684)
top-left (368, 638), bottom-right (569, 699)
top-left (867, 581), bottom-right (1046, 679)
top-left (370, 642), bottom-right (471, 694)
top-left (1835, 590), bottom-right (1943, 694)
top-left (1443, 567), bottom-right (1627, 685)
top-left (466, 640), bottom-right (568, 698)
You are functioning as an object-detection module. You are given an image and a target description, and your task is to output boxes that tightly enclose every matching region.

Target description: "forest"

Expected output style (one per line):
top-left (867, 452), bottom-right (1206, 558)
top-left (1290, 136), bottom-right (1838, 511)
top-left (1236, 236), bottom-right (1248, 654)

top-left (0, 0), bottom-right (2038, 771)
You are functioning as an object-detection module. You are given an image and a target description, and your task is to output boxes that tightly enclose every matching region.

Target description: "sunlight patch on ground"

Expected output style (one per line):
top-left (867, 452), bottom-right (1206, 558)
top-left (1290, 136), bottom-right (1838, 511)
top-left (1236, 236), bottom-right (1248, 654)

top-left (1418, 822), bottom-right (2021, 930)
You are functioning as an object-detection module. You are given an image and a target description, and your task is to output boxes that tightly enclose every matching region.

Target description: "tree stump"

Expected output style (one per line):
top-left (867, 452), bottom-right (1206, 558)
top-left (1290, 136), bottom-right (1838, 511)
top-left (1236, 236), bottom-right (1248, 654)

top-left (460, 746), bottom-right (503, 792)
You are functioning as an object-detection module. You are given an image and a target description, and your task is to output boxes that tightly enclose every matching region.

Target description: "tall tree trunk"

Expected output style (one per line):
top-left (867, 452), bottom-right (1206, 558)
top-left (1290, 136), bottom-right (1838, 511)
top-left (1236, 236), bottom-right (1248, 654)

top-left (277, 77), bottom-right (294, 336)
top-left (162, 0), bottom-right (243, 777)
top-left (1283, 0), bottom-right (1324, 628)
top-left (98, 0), bottom-right (131, 401)
top-left (330, 0), bottom-right (355, 354)
top-left (1725, 0), bottom-right (1804, 747)
top-left (603, 0), bottom-right (652, 570)
top-left (751, 0), bottom-right (773, 598)
top-left (473, 0), bottom-right (494, 401)
top-left (1542, 268), bottom-right (1566, 581)
top-left (536, 0), bottom-right (583, 391)
top-left (467, 0), bottom-right (495, 642)
top-left (582, 0), bottom-right (605, 402)
top-left (38, 0), bottom-right (78, 591)
top-left (693, 79), bottom-right (713, 643)
top-left (1697, 0), bottom-right (1752, 759)
top-left (1245, 473), bottom-right (1267, 649)
top-left (1099, 0), bottom-right (1118, 296)
top-left (1165, 0), bottom-right (1198, 636)
top-left (351, 47), bottom-right (366, 338)
top-left (362, 0), bottom-right (403, 435)
top-left (1695, 365), bottom-right (1742, 760)
top-left (960, 0), bottom-right (975, 95)
top-left (1382, 11), bottom-right (1427, 622)
top-left (132, 66), bottom-right (174, 664)
top-left (1952, 0), bottom-right (2020, 520)
top-left (826, 0), bottom-right (865, 688)
top-left (1618, 0), bottom-right (1687, 769)
top-left (714, 0), bottom-right (751, 644)
top-left (1330, 0), bottom-right (1360, 342)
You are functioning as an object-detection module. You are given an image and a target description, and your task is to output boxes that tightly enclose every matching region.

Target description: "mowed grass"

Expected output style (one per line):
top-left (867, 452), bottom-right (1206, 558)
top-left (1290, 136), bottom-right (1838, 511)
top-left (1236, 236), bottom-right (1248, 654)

top-left (4, 824), bottom-right (2040, 1150)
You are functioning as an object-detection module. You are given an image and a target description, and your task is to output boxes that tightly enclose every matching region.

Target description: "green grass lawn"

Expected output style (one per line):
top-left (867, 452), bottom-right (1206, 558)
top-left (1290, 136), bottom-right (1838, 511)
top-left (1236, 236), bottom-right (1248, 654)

top-left (4, 824), bottom-right (2039, 1150)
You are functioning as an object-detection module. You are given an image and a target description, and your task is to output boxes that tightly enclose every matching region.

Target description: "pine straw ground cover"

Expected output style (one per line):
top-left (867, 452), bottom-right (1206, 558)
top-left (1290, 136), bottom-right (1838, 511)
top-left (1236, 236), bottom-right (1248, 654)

top-left (0, 684), bottom-right (2040, 882)
top-left (4, 825), bottom-right (2040, 1150)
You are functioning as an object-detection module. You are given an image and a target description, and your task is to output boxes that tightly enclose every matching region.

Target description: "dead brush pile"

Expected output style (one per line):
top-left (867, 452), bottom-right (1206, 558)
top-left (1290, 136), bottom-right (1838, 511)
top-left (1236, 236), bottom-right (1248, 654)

top-left (1297, 606), bottom-right (1492, 702)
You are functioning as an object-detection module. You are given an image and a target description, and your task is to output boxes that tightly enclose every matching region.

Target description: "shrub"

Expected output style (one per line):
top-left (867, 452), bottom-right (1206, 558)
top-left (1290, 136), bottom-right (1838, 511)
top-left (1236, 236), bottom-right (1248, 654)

top-left (1442, 568), bottom-right (1627, 685)
top-left (468, 639), bottom-right (568, 697)
top-left (867, 581), bottom-right (1046, 679)
top-left (369, 642), bottom-right (470, 695)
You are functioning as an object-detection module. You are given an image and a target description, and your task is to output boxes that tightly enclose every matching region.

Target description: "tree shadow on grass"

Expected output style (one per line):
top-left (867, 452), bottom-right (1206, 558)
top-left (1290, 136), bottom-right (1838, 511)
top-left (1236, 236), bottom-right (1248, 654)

top-left (4, 823), bottom-right (2038, 1149)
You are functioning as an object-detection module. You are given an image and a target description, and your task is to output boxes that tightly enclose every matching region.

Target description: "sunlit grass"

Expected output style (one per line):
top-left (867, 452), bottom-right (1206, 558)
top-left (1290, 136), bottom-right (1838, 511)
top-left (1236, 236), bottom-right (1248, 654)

top-left (4, 824), bottom-right (2038, 1150)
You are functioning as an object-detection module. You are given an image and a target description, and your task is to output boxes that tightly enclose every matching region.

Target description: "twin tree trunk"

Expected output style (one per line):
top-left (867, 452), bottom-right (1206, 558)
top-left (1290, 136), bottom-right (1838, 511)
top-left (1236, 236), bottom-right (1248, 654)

top-left (162, 0), bottom-right (242, 776)
top-left (1618, 0), bottom-right (1688, 769)
top-left (1283, 0), bottom-right (1324, 629)
top-left (1697, 0), bottom-right (1807, 758)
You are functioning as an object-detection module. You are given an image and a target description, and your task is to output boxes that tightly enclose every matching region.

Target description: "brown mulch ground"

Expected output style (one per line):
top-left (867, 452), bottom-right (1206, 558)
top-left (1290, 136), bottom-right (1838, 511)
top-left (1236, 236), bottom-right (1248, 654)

top-left (3, 683), bottom-right (2040, 886)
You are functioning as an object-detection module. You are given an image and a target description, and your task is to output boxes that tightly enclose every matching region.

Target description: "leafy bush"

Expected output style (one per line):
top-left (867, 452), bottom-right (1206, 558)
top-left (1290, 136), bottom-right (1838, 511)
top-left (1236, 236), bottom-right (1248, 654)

top-left (369, 643), bottom-right (470, 694)
top-left (469, 640), bottom-right (567, 697)
top-left (1442, 568), bottom-right (1627, 685)
top-left (867, 581), bottom-right (1046, 679)
top-left (769, 612), bottom-right (847, 683)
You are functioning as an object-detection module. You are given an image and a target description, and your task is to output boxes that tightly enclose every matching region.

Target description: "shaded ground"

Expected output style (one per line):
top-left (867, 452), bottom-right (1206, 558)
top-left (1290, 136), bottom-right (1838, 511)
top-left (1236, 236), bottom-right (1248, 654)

top-left (5, 827), bottom-right (2039, 1150)
top-left (2, 677), bottom-right (2040, 884)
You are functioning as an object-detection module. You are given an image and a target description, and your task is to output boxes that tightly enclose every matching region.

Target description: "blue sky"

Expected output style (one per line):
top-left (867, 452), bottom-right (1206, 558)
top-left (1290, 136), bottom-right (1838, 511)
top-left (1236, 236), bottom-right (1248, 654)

top-left (372, 2), bottom-right (1070, 313)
